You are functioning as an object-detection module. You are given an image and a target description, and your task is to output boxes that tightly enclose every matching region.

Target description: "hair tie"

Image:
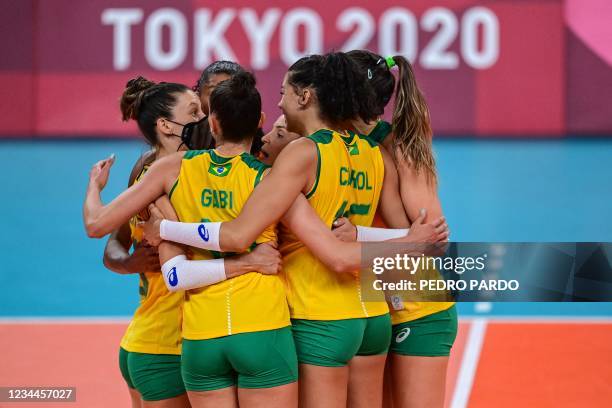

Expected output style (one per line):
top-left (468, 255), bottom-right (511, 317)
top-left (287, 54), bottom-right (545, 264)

top-left (385, 56), bottom-right (396, 69)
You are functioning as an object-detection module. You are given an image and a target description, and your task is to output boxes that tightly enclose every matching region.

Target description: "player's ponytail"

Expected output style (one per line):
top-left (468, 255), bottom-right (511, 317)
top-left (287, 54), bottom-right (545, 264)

top-left (119, 76), bottom-right (190, 147)
top-left (391, 55), bottom-right (436, 183)
top-left (346, 51), bottom-right (436, 183)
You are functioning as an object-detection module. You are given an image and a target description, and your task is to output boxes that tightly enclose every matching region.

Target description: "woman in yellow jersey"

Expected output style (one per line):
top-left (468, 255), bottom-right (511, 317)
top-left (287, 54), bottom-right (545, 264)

top-left (102, 77), bottom-right (200, 408)
top-left (333, 50), bottom-right (458, 408)
top-left (87, 72), bottom-right (298, 408)
top-left (103, 76), bottom-right (282, 408)
top-left (258, 114), bottom-right (413, 408)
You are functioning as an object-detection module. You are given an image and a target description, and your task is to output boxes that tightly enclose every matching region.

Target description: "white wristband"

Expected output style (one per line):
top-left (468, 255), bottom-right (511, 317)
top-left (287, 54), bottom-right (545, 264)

top-left (356, 225), bottom-right (409, 242)
top-left (161, 255), bottom-right (226, 292)
top-left (160, 220), bottom-right (222, 251)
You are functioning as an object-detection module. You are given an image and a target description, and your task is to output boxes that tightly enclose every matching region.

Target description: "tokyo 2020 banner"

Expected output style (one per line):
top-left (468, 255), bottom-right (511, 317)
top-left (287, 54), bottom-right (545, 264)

top-left (1, 0), bottom-right (610, 137)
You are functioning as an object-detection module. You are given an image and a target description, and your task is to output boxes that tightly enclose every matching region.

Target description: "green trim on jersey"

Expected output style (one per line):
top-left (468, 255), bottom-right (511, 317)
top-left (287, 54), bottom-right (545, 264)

top-left (368, 120), bottom-right (392, 144)
top-left (239, 152), bottom-right (269, 172)
top-left (343, 130), bottom-right (378, 152)
top-left (208, 149), bottom-right (232, 164)
top-left (340, 132), bottom-right (354, 145)
top-left (183, 149), bottom-right (207, 160)
top-left (254, 166), bottom-right (267, 186)
top-left (168, 179), bottom-right (179, 199)
top-left (308, 129), bottom-right (333, 144)
top-left (355, 132), bottom-right (379, 148)
top-left (305, 142), bottom-right (321, 199)
top-left (305, 129), bottom-right (334, 199)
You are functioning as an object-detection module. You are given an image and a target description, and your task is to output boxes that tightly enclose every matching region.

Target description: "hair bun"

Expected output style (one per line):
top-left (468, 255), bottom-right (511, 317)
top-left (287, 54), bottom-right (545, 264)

top-left (120, 76), bottom-right (157, 121)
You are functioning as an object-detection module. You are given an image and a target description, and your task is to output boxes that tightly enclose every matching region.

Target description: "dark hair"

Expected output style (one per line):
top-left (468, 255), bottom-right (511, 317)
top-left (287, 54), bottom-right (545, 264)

top-left (193, 61), bottom-right (244, 94)
top-left (209, 71), bottom-right (261, 143)
top-left (347, 51), bottom-right (436, 182)
top-left (250, 128), bottom-right (264, 156)
top-left (287, 52), bottom-right (377, 126)
top-left (120, 76), bottom-right (190, 146)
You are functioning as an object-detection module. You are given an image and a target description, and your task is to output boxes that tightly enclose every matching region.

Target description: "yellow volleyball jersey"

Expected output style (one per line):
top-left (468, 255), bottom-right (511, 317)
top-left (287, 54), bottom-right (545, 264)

top-left (340, 130), bottom-right (390, 311)
top-left (367, 121), bottom-right (455, 324)
top-left (120, 165), bottom-right (183, 355)
top-left (340, 131), bottom-right (385, 228)
top-left (170, 149), bottom-right (289, 340)
top-left (279, 129), bottom-right (388, 320)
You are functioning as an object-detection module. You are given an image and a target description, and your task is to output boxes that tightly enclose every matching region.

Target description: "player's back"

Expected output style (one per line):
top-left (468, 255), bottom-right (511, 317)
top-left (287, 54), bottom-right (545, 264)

top-left (170, 149), bottom-right (289, 339)
top-left (279, 129), bottom-right (388, 320)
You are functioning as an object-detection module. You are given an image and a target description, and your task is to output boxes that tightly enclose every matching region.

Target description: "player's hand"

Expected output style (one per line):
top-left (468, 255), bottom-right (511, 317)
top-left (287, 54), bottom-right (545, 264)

top-left (123, 242), bottom-right (161, 273)
top-left (141, 204), bottom-right (164, 247)
top-left (404, 209), bottom-right (449, 243)
top-left (332, 217), bottom-right (357, 242)
top-left (240, 242), bottom-right (282, 275)
top-left (89, 154), bottom-right (115, 191)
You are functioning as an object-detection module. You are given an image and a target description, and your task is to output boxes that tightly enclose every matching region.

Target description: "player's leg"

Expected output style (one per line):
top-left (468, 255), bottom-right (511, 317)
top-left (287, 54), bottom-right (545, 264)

top-left (347, 313), bottom-right (392, 408)
top-left (390, 355), bottom-right (448, 408)
top-left (299, 364), bottom-right (349, 407)
top-left (186, 388), bottom-right (237, 408)
top-left (347, 355), bottom-right (388, 408)
top-left (382, 358), bottom-right (394, 408)
top-left (181, 338), bottom-right (238, 408)
top-left (128, 389), bottom-right (143, 408)
top-left (238, 382), bottom-right (297, 408)
top-left (291, 318), bottom-right (364, 408)
top-left (143, 394), bottom-right (191, 408)
top-left (119, 348), bottom-right (143, 408)
top-left (231, 327), bottom-right (298, 408)
top-left (388, 306), bottom-right (458, 408)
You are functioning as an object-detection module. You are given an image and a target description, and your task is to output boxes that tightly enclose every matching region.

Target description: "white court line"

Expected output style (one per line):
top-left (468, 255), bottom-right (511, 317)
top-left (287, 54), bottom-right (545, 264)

top-left (450, 318), bottom-right (488, 408)
top-left (459, 316), bottom-right (612, 324)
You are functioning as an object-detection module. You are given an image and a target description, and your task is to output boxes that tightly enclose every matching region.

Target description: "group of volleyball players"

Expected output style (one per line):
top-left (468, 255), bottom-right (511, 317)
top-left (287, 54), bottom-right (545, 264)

top-left (84, 51), bottom-right (456, 408)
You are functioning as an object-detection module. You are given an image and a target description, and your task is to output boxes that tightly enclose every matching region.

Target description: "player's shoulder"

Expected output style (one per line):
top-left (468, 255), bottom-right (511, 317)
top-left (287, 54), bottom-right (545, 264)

top-left (354, 131), bottom-right (379, 149)
top-left (307, 128), bottom-right (334, 144)
top-left (238, 152), bottom-right (269, 170)
top-left (271, 137), bottom-right (317, 173)
top-left (182, 149), bottom-right (211, 161)
top-left (128, 150), bottom-right (156, 186)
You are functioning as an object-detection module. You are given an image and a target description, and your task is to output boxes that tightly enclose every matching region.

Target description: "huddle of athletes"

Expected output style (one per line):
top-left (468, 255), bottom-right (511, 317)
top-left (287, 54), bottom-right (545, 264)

top-left (83, 51), bottom-right (457, 408)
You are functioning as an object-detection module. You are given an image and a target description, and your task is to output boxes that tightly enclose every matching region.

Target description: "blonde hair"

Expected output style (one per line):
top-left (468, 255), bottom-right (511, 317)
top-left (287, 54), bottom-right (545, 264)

top-left (391, 56), bottom-right (437, 184)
